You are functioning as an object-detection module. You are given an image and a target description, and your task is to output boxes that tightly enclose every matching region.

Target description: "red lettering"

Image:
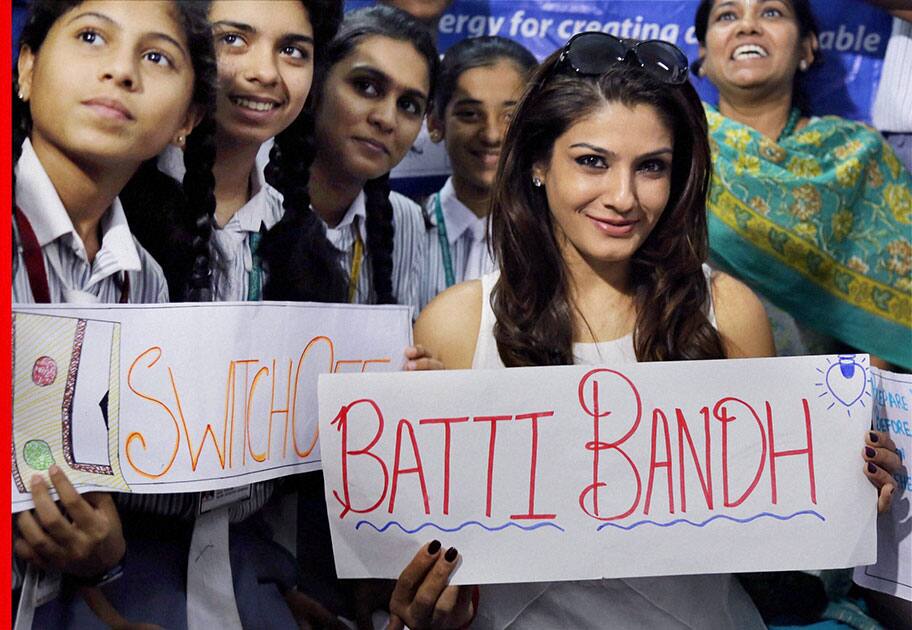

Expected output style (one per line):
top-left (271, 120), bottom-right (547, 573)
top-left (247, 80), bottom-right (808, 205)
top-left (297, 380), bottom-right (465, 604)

top-left (330, 399), bottom-right (389, 519)
top-left (510, 411), bottom-right (557, 520)
top-left (714, 397), bottom-right (767, 508)
top-left (577, 369), bottom-right (642, 521)
top-left (767, 399), bottom-right (816, 505)
top-left (473, 415), bottom-right (512, 517)
top-left (644, 409), bottom-right (674, 515)
top-left (388, 419), bottom-right (431, 515)
top-left (418, 417), bottom-right (468, 515)
top-left (676, 407), bottom-right (713, 512)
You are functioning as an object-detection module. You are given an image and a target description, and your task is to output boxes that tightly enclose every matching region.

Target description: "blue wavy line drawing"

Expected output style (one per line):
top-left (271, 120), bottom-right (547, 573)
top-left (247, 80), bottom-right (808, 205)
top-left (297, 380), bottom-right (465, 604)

top-left (355, 520), bottom-right (566, 534)
top-left (596, 510), bottom-right (825, 532)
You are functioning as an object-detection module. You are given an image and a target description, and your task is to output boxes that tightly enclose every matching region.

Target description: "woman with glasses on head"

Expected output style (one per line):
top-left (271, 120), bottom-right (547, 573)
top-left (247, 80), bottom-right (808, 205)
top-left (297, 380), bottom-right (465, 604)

top-left (386, 33), bottom-right (772, 630)
top-left (692, 0), bottom-right (912, 372)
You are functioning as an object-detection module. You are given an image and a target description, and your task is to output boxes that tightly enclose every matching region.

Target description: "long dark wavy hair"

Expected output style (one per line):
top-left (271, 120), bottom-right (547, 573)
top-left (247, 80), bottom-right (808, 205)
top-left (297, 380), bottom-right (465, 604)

top-left (491, 51), bottom-right (726, 366)
top-left (121, 0), bottom-right (347, 303)
top-left (14, 0), bottom-right (218, 301)
top-left (312, 4), bottom-right (439, 304)
top-left (692, 0), bottom-right (820, 114)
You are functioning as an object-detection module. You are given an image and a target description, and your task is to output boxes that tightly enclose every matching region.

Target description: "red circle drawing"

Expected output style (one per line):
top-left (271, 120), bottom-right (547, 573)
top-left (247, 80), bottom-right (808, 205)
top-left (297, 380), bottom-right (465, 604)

top-left (32, 356), bottom-right (57, 386)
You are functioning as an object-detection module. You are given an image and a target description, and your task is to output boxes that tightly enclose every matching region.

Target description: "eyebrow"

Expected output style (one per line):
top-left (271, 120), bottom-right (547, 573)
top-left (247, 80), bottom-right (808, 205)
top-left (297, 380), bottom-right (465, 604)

top-left (211, 21), bottom-right (314, 46)
top-left (68, 11), bottom-right (188, 58)
top-left (351, 64), bottom-right (428, 103)
top-left (451, 98), bottom-right (519, 108)
top-left (569, 143), bottom-right (673, 158)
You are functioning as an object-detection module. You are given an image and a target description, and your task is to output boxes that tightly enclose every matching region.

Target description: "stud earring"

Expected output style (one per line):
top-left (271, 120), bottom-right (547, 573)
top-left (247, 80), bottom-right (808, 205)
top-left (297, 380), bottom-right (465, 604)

top-left (799, 60), bottom-right (809, 71)
top-left (17, 89), bottom-right (24, 100)
top-left (532, 176), bottom-right (543, 187)
top-left (177, 135), bottom-right (185, 146)
top-left (429, 130), bottom-right (442, 142)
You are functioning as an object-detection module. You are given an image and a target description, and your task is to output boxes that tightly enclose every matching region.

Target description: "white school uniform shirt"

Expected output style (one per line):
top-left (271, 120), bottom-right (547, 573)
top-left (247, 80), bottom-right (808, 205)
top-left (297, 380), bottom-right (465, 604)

top-left (471, 268), bottom-right (765, 630)
top-left (419, 177), bottom-right (497, 309)
top-left (13, 139), bottom-right (168, 305)
top-left (872, 17), bottom-right (912, 133)
top-left (159, 144), bottom-right (286, 302)
top-left (323, 189), bottom-right (426, 313)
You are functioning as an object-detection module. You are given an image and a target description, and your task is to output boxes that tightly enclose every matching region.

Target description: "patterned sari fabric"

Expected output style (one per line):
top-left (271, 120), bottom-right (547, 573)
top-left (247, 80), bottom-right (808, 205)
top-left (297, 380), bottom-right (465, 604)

top-left (704, 104), bottom-right (912, 369)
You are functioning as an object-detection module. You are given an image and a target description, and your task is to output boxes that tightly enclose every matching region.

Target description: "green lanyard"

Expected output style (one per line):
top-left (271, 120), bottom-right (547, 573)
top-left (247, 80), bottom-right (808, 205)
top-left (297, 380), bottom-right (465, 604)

top-left (433, 193), bottom-right (456, 288)
top-left (246, 225), bottom-right (265, 301)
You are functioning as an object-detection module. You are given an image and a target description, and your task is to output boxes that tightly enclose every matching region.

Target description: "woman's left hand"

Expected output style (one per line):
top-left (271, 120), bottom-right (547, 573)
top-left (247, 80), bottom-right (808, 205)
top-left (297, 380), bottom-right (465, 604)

top-left (863, 430), bottom-right (902, 513)
top-left (404, 345), bottom-right (444, 372)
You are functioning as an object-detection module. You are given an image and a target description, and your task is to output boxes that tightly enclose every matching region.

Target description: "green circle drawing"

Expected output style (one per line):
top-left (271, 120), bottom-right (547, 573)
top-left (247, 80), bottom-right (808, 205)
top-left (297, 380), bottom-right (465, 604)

top-left (23, 440), bottom-right (54, 471)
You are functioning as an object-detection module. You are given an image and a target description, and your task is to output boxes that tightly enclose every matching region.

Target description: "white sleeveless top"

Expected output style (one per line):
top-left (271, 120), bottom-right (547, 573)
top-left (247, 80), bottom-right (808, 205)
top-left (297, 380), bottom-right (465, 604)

top-left (471, 267), bottom-right (764, 630)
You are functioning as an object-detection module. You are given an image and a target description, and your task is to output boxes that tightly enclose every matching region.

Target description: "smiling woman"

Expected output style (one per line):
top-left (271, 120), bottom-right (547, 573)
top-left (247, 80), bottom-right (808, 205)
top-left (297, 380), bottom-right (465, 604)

top-left (692, 0), bottom-right (912, 370)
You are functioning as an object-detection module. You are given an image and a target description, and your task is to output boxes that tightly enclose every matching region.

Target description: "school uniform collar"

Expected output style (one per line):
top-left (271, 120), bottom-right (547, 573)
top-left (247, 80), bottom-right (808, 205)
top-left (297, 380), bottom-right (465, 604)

top-left (15, 138), bottom-right (141, 271)
top-left (437, 177), bottom-right (486, 245)
top-left (324, 190), bottom-right (368, 243)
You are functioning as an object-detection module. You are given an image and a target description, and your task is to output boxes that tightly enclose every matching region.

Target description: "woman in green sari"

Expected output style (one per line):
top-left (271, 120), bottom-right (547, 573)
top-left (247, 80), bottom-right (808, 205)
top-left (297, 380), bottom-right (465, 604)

top-left (693, 0), bottom-right (911, 369)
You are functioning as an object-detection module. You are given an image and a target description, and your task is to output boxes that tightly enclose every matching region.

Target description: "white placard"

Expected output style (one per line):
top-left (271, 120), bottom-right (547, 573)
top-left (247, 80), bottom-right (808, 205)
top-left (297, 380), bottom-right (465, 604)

top-left (12, 302), bottom-right (411, 512)
top-left (318, 355), bottom-right (877, 583)
top-left (854, 368), bottom-right (912, 602)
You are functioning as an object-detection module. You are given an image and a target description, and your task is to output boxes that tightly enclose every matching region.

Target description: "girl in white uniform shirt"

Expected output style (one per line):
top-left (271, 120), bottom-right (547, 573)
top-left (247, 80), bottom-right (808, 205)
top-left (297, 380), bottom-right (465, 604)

top-left (393, 33), bottom-right (901, 630)
top-left (307, 5), bottom-right (437, 311)
top-left (420, 36), bottom-right (537, 309)
top-left (12, 0), bottom-right (217, 626)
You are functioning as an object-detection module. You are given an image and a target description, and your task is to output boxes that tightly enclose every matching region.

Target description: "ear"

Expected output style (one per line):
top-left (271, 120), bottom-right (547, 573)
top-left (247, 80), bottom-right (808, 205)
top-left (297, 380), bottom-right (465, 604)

top-left (174, 103), bottom-right (204, 147)
top-left (800, 32), bottom-right (818, 68)
top-left (531, 160), bottom-right (548, 184)
top-left (427, 112), bottom-right (445, 143)
top-left (17, 45), bottom-right (35, 101)
top-left (696, 45), bottom-right (707, 77)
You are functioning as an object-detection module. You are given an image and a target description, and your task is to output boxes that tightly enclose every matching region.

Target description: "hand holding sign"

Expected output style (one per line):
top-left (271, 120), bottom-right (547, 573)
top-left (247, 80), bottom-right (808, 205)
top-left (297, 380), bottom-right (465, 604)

top-left (388, 541), bottom-right (474, 630)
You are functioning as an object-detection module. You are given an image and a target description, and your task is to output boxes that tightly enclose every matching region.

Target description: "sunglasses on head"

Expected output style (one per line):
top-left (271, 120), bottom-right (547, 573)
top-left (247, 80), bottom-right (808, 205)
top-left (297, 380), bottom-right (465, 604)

top-left (556, 32), bottom-right (689, 85)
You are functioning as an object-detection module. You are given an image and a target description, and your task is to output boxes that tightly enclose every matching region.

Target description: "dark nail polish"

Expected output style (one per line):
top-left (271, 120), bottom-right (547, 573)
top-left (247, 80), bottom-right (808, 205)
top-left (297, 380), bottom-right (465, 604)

top-left (868, 463), bottom-right (877, 474)
top-left (869, 432), bottom-right (879, 443)
top-left (865, 447), bottom-right (876, 458)
top-left (444, 546), bottom-right (458, 562)
top-left (428, 540), bottom-right (441, 555)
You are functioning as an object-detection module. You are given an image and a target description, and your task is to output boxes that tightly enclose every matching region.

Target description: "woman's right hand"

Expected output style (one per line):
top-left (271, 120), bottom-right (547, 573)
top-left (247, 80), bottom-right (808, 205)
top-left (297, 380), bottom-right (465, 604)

top-left (387, 540), bottom-right (475, 630)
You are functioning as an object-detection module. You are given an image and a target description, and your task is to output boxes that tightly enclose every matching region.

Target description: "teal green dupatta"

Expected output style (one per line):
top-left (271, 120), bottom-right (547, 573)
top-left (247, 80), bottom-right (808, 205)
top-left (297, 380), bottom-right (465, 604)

top-left (703, 104), bottom-right (912, 368)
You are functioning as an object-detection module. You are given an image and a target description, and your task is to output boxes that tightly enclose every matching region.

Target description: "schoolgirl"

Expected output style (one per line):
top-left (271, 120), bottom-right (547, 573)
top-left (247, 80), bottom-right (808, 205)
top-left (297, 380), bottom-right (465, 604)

top-left (307, 4), bottom-right (438, 311)
top-left (12, 0), bottom-right (217, 626)
top-left (420, 36), bottom-right (537, 309)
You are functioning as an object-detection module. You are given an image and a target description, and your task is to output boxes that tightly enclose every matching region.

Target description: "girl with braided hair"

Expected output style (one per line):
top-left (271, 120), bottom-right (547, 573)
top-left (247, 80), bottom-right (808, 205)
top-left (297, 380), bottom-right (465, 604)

top-left (308, 4), bottom-right (438, 311)
top-left (11, 0), bottom-right (218, 626)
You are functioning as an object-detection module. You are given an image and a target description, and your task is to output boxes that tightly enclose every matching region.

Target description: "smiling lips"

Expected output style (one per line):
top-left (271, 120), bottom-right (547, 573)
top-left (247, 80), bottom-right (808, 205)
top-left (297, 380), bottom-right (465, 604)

top-left (586, 214), bottom-right (638, 237)
top-left (472, 149), bottom-right (500, 168)
top-left (83, 97), bottom-right (134, 121)
top-left (732, 43), bottom-right (769, 60)
top-left (231, 95), bottom-right (280, 113)
top-left (353, 136), bottom-right (390, 156)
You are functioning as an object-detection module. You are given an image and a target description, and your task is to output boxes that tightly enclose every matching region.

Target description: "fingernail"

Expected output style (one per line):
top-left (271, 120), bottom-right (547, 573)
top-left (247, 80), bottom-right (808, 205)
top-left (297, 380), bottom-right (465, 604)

top-left (427, 540), bottom-right (441, 555)
top-left (865, 447), bottom-right (876, 458)
top-left (48, 465), bottom-right (59, 475)
top-left (867, 463), bottom-right (877, 474)
top-left (30, 474), bottom-right (42, 486)
top-left (869, 432), bottom-right (879, 443)
top-left (444, 546), bottom-right (458, 562)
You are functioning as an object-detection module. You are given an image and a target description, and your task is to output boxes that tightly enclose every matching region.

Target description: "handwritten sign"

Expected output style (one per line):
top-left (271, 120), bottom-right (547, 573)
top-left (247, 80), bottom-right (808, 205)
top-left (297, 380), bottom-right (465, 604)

top-left (12, 302), bottom-right (411, 512)
top-left (854, 368), bottom-right (912, 602)
top-left (318, 355), bottom-right (877, 583)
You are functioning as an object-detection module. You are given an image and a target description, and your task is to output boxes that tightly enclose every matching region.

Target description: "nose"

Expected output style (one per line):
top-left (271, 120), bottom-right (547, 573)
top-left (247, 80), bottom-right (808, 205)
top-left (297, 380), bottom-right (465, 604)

top-left (479, 114), bottom-right (502, 147)
top-left (243, 42), bottom-right (280, 86)
top-left (601, 168), bottom-right (637, 214)
top-left (735, 8), bottom-right (762, 35)
top-left (101, 47), bottom-right (139, 91)
top-left (367, 96), bottom-right (396, 133)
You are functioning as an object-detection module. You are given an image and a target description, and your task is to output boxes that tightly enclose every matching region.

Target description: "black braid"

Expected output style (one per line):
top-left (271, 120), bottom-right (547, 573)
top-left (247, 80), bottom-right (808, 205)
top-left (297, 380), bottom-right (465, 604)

top-left (260, 109), bottom-right (348, 302)
top-left (363, 174), bottom-right (396, 304)
top-left (181, 114), bottom-right (217, 301)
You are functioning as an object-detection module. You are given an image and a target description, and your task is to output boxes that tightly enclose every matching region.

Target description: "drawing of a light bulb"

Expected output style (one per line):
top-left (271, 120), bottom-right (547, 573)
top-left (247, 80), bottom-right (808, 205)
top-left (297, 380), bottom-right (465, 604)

top-left (825, 355), bottom-right (867, 407)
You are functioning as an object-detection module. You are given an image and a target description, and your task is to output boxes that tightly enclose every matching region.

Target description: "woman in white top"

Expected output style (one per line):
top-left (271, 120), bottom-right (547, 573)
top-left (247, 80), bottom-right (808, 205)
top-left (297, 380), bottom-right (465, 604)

top-left (388, 32), bottom-right (901, 630)
top-left (419, 37), bottom-right (537, 309)
top-left (12, 1), bottom-right (218, 626)
top-left (307, 5), bottom-right (436, 311)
